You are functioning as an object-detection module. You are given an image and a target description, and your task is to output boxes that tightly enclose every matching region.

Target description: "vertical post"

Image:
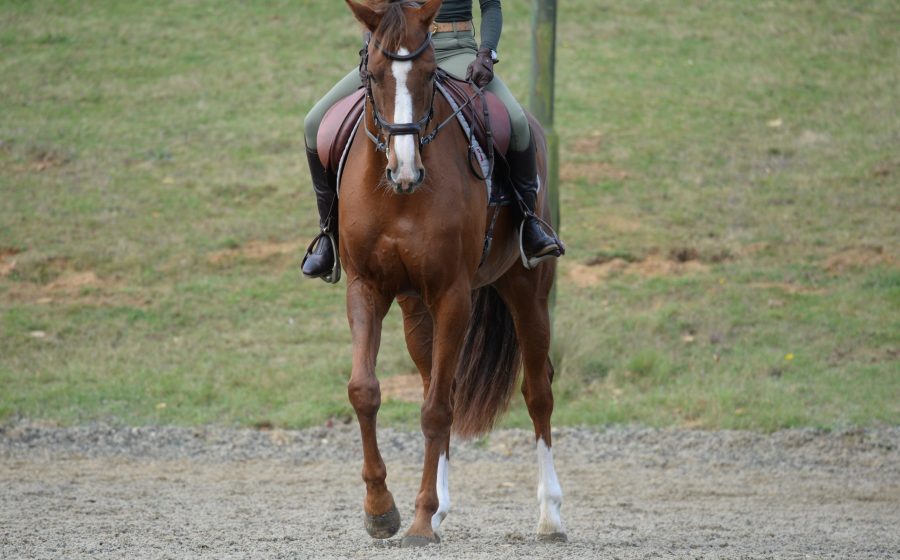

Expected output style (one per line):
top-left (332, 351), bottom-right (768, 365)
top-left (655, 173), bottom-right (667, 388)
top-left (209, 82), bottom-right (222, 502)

top-left (530, 0), bottom-right (559, 231)
top-left (530, 0), bottom-right (560, 311)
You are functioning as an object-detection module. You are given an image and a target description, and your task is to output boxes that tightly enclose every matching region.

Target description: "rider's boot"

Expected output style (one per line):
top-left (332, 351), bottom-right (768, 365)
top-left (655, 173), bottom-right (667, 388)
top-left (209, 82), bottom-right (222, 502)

top-left (301, 146), bottom-right (340, 283)
top-left (507, 136), bottom-right (565, 269)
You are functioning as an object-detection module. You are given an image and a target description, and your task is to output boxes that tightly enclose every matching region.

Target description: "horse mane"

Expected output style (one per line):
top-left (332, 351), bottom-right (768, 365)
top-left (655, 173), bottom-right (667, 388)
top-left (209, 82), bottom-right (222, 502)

top-left (368, 0), bottom-right (423, 52)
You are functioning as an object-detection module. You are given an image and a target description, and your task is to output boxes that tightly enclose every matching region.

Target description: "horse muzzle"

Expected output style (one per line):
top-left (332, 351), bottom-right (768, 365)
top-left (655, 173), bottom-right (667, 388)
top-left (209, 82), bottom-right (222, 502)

top-left (386, 167), bottom-right (426, 194)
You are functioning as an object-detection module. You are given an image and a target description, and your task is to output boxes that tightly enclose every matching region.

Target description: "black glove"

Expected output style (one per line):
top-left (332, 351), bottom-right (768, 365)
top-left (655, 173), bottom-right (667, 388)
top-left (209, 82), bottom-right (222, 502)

top-left (466, 48), bottom-right (495, 88)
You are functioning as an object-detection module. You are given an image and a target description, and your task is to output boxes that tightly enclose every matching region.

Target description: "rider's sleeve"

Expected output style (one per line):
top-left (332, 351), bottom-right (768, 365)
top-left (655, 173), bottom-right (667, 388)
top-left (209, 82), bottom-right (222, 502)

top-left (478, 0), bottom-right (502, 52)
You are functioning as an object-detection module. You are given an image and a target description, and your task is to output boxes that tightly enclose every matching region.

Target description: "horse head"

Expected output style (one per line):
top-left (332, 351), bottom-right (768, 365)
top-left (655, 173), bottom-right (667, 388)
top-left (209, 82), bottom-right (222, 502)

top-left (346, 0), bottom-right (442, 194)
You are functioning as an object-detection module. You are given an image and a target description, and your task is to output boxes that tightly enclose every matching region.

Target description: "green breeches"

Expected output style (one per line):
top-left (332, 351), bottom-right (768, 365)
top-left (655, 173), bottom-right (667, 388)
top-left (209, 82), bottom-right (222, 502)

top-left (303, 70), bottom-right (364, 151)
top-left (303, 30), bottom-right (531, 152)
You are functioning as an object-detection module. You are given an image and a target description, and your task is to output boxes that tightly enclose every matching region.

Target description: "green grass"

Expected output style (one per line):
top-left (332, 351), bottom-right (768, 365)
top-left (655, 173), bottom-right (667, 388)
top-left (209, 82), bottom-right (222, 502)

top-left (1, 0), bottom-right (898, 431)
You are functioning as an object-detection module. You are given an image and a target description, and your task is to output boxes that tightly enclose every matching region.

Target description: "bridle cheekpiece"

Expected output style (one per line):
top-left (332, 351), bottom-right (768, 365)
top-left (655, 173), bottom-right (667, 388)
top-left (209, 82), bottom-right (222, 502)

top-left (362, 32), bottom-right (436, 154)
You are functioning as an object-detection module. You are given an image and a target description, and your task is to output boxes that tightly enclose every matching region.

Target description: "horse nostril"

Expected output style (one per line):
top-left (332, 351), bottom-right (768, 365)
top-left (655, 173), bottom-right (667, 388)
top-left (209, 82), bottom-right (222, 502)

top-left (415, 168), bottom-right (426, 186)
top-left (385, 168), bottom-right (395, 184)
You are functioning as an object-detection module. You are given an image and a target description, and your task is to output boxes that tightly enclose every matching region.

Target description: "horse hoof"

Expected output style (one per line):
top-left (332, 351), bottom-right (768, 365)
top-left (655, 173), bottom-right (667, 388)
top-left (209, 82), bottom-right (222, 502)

top-left (538, 531), bottom-right (568, 542)
top-left (364, 504), bottom-right (401, 539)
top-left (400, 533), bottom-right (441, 548)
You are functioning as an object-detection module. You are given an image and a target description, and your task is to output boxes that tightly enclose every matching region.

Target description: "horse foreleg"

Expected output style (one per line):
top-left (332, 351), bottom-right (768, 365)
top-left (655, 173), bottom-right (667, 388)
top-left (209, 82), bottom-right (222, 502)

top-left (401, 288), bottom-right (471, 547)
top-left (398, 295), bottom-right (451, 533)
top-left (496, 271), bottom-right (567, 542)
top-left (345, 278), bottom-right (399, 539)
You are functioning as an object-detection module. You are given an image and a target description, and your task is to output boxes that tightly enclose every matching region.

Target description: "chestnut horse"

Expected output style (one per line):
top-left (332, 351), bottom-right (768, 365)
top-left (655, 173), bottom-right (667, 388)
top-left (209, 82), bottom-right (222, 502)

top-left (338, 0), bottom-right (565, 546)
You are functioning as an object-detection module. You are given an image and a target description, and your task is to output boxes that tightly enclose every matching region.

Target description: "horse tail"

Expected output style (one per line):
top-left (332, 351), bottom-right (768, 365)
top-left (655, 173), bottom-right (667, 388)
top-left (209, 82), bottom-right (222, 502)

top-left (452, 286), bottom-right (521, 438)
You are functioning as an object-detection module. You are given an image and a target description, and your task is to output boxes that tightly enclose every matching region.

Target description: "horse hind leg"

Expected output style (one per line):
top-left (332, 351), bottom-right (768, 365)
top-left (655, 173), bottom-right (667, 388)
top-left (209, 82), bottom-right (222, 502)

top-left (346, 279), bottom-right (401, 539)
top-left (533, 358), bottom-right (566, 542)
top-left (397, 295), bottom-right (451, 535)
top-left (495, 270), bottom-right (567, 542)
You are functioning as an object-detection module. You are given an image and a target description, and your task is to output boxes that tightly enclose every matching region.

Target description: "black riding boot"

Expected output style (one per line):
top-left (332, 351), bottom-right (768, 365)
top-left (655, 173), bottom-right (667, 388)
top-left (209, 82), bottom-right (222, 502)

top-left (300, 147), bottom-right (340, 283)
top-left (507, 137), bottom-right (564, 269)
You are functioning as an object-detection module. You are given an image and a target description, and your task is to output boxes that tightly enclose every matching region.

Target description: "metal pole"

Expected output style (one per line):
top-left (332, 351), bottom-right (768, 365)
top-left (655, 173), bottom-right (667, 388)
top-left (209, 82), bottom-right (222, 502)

top-left (529, 0), bottom-right (559, 231)
top-left (529, 0), bottom-right (560, 313)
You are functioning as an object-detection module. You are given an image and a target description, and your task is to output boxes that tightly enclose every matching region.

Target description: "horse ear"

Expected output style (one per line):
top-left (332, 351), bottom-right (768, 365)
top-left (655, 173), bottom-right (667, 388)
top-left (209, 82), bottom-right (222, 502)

top-left (417, 0), bottom-right (442, 28)
top-left (345, 0), bottom-right (381, 32)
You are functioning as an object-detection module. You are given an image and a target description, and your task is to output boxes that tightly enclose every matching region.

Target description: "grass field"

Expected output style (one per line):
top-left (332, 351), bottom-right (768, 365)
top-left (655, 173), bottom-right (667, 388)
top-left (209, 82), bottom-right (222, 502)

top-left (1, 0), bottom-right (898, 431)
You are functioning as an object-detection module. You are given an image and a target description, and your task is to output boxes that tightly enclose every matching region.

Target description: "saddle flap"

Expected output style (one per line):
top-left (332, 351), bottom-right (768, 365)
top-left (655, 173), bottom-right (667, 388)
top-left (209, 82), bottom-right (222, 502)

top-left (317, 88), bottom-right (366, 173)
top-left (437, 76), bottom-right (511, 157)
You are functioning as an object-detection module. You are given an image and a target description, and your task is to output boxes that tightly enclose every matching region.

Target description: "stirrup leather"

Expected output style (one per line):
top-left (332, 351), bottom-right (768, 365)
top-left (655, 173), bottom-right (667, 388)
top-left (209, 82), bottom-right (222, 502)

top-left (302, 230), bottom-right (341, 284)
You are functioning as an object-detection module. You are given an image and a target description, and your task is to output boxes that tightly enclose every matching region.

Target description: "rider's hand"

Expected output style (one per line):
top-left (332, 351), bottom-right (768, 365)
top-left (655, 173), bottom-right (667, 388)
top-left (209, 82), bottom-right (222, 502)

top-left (466, 48), bottom-right (495, 88)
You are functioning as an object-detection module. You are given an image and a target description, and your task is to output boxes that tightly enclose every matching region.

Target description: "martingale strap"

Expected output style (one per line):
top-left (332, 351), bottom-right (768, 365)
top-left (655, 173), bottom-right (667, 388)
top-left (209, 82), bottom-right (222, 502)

top-left (434, 76), bottom-right (495, 200)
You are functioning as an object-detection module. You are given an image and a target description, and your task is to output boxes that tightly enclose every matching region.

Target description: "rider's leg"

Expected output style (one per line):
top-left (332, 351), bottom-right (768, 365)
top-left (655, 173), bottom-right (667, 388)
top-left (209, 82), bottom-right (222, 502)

top-left (434, 36), bottom-right (562, 266)
top-left (301, 70), bottom-right (364, 281)
top-left (484, 75), bottom-right (562, 266)
top-left (301, 147), bottom-right (338, 280)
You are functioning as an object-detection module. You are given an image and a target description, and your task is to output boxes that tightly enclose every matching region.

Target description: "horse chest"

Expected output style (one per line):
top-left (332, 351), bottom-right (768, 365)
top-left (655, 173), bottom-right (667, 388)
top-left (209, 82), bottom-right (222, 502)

top-left (351, 236), bottom-right (425, 273)
top-left (342, 218), bottom-right (475, 295)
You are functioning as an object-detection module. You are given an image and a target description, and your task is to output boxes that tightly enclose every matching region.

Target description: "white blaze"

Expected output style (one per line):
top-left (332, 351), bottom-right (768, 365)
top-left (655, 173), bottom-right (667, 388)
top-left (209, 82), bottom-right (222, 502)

top-left (390, 49), bottom-right (418, 183)
top-left (432, 452), bottom-right (450, 532)
top-left (536, 437), bottom-right (565, 535)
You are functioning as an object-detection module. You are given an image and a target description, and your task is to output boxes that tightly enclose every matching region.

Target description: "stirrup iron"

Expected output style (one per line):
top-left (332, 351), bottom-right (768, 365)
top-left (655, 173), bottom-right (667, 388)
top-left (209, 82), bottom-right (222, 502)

top-left (301, 230), bottom-right (341, 284)
top-left (517, 214), bottom-right (565, 270)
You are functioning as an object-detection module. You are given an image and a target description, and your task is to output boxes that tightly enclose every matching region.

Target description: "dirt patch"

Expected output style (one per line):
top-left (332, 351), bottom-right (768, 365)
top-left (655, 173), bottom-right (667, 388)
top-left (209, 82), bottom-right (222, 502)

top-left (28, 148), bottom-right (71, 172)
top-left (380, 374), bottom-right (424, 404)
top-left (735, 242), bottom-right (770, 257)
top-left (2, 266), bottom-right (143, 307)
top-left (561, 161), bottom-right (629, 183)
top-left (4, 255), bottom-right (73, 284)
top-left (795, 129), bottom-right (830, 148)
top-left (207, 240), bottom-right (303, 267)
top-left (600, 215), bottom-right (644, 233)
top-left (567, 251), bottom-right (709, 288)
top-left (1, 144), bottom-right (73, 173)
top-left (871, 160), bottom-right (896, 179)
top-left (568, 132), bottom-right (604, 155)
top-left (749, 282), bottom-right (827, 295)
top-left (43, 270), bottom-right (104, 293)
top-left (824, 245), bottom-right (897, 274)
top-left (0, 248), bottom-right (21, 277)
top-left (669, 247), bottom-right (700, 263)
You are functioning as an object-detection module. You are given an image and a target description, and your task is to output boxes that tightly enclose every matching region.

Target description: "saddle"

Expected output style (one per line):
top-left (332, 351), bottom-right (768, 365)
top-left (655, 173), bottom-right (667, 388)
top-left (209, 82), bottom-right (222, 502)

top-left (316, 76), bottom-right (512, 204)
top-left (316, 87), bottom-right (365, 175)
top-left (438, 76), bottom-right (511, 162)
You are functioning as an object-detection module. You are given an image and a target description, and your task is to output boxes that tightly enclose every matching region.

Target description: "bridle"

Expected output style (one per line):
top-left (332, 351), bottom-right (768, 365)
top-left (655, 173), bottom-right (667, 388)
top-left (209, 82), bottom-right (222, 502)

top-left (362, 32), bottom-right (436, 154)
top-left (361, 31), bottom-right (494, 161)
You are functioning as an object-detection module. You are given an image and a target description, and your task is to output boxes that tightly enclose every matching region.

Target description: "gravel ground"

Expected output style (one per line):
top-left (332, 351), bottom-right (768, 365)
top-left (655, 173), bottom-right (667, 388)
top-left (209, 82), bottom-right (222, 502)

top-left (1, 421), bottom-right (899, 559)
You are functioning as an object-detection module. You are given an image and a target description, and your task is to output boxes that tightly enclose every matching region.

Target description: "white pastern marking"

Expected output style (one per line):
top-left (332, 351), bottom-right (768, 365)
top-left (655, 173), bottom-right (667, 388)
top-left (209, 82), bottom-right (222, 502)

top-left (391, 49), bottom-right (418, 183)
top-left (536, 437), bottom-right (565, 535)
top-left (431, 452), bottom-right (450, 532)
